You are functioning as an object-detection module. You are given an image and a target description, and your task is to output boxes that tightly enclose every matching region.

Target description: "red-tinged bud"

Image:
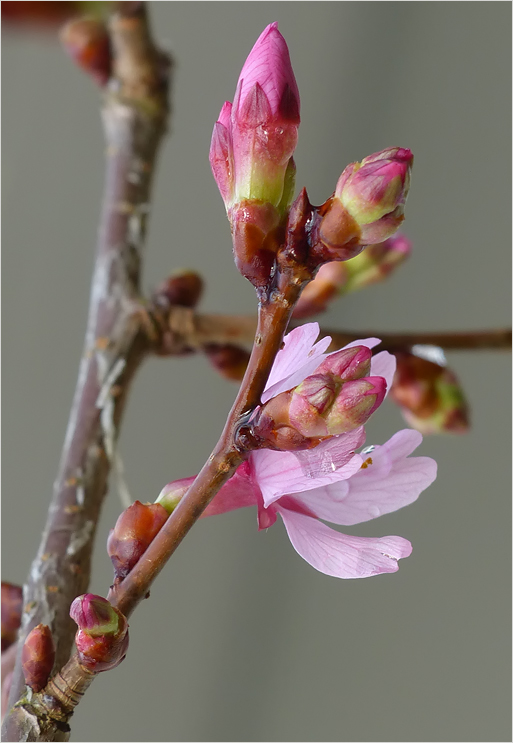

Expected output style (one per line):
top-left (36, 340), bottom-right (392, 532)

top-left (107, 501), bottom-right (168, 582)
top-left (317, 148), bottom-right (413, 260)
top-left (21, 624), bottom-right (55, 693)
top-left (342, 233), bottom-right (412, 293)
top-left (204, 344), bottom-right (250, 381)
top-left (210, 23), bottom-right (300, 288)
top-left (60, 16), bottom-right (111, 86)
top-left (253, 347), bottom-right (385, 448)
top-left (70, 595), bottom-right (128, 672)
top-left (1, 582), bottom-right (23, 652)
top-left (154, 269), bottom-right (204, 309)
top-left (292, 262), bottom-right (349, 319)
top-left (391, 351), bottom-right (470, 434)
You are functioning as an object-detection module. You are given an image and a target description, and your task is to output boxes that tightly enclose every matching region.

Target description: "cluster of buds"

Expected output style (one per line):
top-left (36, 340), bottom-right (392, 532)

top-left (107, 501), bottom-right (169, 583)
top-left (250, 346), bottom-right (386, 450)
top-left (210, 23), bottom-right (413, 292)
top-left (391, 350), bottom-right (469, 434)
top-left (21, 624), bottom-right (55, 693)
top-left (70, 595), bottom-right (128, 672)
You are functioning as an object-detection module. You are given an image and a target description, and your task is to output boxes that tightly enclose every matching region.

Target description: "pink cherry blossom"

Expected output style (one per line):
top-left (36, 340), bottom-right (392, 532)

top-left (158, 324), bottom-right (437, 579)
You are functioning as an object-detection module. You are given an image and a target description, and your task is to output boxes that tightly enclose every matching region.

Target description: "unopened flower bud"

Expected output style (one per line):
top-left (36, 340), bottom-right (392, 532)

top-left (2, 582), bottom-right (23, 652)
top-left (156, 479), bottom-right (191, 514)
top-left (318, 148), bottom-right (413, 260)
top-left (70, 594), bottom-right (128, 672)
top-left (204, 344), bottom-right (250, 381)
top-left (292, 262), bottom-right (349, 319)
top-left (21, 624), bottom-right (55, 693)
top-left (153, 270), bottom-right (204, 309)
top-left (254, 346), bottom-right (385, 448)
top-left (342, 233), bottom-right (412, 293)
top-left (107, 501), bottom-right (168, 582)
top-left (391, 350), bottom-right (469, 434)
top-left (210, 23), bottom-right (300, 287)
top-left (60, 17), bottom-right (111, 87)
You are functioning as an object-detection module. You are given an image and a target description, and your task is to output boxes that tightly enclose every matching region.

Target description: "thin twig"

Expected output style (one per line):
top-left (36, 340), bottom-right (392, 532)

top-left (2, 5), bottom-right (171, 741)
top-left (154, 307), bottom-right (511, 354)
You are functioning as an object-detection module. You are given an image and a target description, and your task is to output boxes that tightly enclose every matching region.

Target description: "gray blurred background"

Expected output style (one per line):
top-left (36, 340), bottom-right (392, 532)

top-left (2, 2), bottom-right (511, 741)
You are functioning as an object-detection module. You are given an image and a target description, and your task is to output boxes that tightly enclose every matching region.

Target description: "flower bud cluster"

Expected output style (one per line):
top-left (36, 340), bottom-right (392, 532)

top-left (391, 351), bottom-right (469, 434)
top-left (70, 594), bottom-right (129, 673)
top-left (253, 346), bottom-right (386, 450)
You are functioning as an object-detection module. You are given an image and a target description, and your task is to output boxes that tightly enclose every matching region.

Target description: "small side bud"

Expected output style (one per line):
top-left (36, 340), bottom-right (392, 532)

top-left (156, 479), bottom-right (191, 514)
top-left (204, 344), bottom-right (250, 381)
top-left (391, 351), bottom-right (470, 434)
top-left (343, 233), bottom-right (412, 293)
top-left (2, 582), bottom-right (23, 652)
top-left (253, 346), bottom-right (385, 449)
top-left (70, 595), bottom-right (128, 672)
top-left (153, 270), bottom-right (204, 309)
top-left (292, 262), bottom-right (349, 319)
top-left (22, 624), bottom-right (55, 693)
top-left (60, 17), bottom-right (111, 87)
top-left (107, 501), bottom-right (168, 582)
top-left (317, 148), bottom-right (413, 260)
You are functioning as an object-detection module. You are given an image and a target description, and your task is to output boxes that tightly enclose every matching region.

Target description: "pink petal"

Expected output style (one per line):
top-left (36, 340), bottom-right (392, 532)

top-left (370, 350), bottom-right (397, 397)
top-left (251, 426), bottom-right (365, 507)
top-left (277, 507), bottom-right (412, 578)
top-left (293, 429), bottom-right (437, 526)
top-left (203, 462), bottom-right (259, 517)
top-left (263, 323), bottom-right (331, 403)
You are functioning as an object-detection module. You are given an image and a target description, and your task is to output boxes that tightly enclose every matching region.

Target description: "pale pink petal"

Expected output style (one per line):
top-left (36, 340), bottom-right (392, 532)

top-left (251, 426), bottom-right (365, 507)
top-left (341, 337), bottom-right (381, 350)
top-left (203, 462), bottom-right (258, 517)
top-left (277, 507), bottom-right (412, 578)
top-left (292, 429), bottom-right (437, 526)
top-left (262, 323), bottom-right (331, 403)
top-left (370, 350), bottom-right (396, 397)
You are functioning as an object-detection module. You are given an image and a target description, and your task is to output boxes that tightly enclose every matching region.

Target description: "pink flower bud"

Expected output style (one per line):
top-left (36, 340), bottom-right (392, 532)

top-left (324, 377), bottom-right (386, 435)
top-left (210, 23), bottom-right (300, 287)
top-left (21, 624), bottom-right (55, 693)
top-left (70, 594), bottom-right (128, 673)
top-left (317, 148), bottom-right (413, 259)
top-left (1, 582), bottom-right (23, 652)
top-left (107, 501), bottom-right (169, 582)
top-left (391, 351), bottom-right (469, 434)
top-left (315, 346), bottom-right (372, 381)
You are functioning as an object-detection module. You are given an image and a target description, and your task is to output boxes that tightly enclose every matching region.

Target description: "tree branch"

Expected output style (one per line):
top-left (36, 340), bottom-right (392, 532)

top-left (2, 4), bottom-right (171, 741)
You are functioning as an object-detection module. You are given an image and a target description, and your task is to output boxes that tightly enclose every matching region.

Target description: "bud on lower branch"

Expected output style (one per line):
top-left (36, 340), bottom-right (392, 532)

top-left (22, 624), bottom-right (55, 693)
top-left (70, 595), bottom-right (129, 673)
top-left (391, 350), bottom-right (469, 434)
top-left (107, 501), bottom-right (169, 582)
